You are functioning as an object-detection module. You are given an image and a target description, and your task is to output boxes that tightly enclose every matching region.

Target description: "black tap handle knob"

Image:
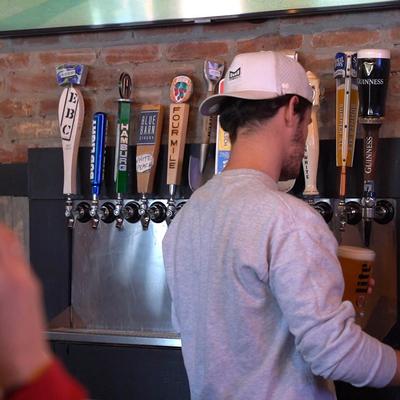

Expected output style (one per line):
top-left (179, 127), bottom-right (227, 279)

top-left (100, 202), bottom-right (116, 224)
top-left (149, 202), bottom-right (167, 223)
top-left (374, 200), bottom-right (394, 225)
top-left (124, 202), bottom-right (140, 224)
top-left (345, 201), bottom-right (362, 225)
top-left (314, 201), bottom-right (333, 223)
top-left (76, 202), bottom-right (91, 223)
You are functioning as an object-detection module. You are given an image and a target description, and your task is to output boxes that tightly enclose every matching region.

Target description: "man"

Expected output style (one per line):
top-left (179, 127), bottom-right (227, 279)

top-left (0, 225), bottom-right (87, 400)
top-left (162, 51), bottom-right (399, 399)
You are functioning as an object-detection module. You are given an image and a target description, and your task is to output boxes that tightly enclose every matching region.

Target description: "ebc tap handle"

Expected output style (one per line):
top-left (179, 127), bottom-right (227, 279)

top-left (56, 64), bottom-right (87, 195)
top-left (90, 112), bottom-right (108, 196)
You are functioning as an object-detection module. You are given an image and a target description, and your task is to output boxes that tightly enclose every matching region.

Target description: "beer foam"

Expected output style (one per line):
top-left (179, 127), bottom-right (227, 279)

top-left (357, 48), bottom-right (390, 59)
top-left (337, 245), bottom-right (376, 262)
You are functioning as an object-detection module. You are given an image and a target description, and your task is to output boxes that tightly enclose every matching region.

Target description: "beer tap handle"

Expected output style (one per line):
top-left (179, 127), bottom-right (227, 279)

top-left (361, 124), bottom-right (379, 247)
top-left (114, 72), bottom-right (133, 229)
top-left (167, 76), bottom-right (192, 217)
top-left (90, 112), bottom-right (108, 229)
top-left (135, 104), bottom-right (164, 230)
top-left (200, 60), bottom-right (224, 174)
top-left (357, 48), bottom-right (391, 247)
top-left (167, 76), bottom-right (192, 186)
top-left (57, 64), bottom-right (87, 228)
top-left (335, 52), bottom-right (359, 231)
top-left (214, 79), bottom-right (232, 176)
top-left (302, 71), bottom-right (320, 200)
top-left (114, 73), bottom-right (132, 193)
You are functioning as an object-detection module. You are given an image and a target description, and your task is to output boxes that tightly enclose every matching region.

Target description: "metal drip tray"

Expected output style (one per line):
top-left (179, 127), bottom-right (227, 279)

top-left (47, 328), bottom-right (181, 347)
top-left (67, 198), bottom-right (180, 346)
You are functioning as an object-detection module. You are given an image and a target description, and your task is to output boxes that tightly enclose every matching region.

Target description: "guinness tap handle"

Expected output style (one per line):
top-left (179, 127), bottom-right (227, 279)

top-left (357, 48), bottom-right (391, 246)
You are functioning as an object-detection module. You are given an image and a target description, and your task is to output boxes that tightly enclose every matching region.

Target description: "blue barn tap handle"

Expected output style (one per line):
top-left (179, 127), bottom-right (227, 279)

top-left (90, 112), bottom-right (108, 197)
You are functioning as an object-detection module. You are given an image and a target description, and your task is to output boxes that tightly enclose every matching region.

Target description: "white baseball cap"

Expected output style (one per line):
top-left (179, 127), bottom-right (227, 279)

top-left (200, 51), bottom-right (313, 116)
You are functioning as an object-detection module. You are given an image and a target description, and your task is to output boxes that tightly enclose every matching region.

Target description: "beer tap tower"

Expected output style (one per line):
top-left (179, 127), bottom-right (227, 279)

top-left (136, 104), bottom-right (164, 230)
top-left (166, 75), bottom-right (193, 225)
top-left (89, 112), bottom-right (108, 229)
top-left (334, 52), bottom-right (359, 232)
top-left (357, 49), bottom-right (391, 246)
top-left (57, 64), bottom-right (87, 228)
top-left (113, 73), bottom-right (133, 229)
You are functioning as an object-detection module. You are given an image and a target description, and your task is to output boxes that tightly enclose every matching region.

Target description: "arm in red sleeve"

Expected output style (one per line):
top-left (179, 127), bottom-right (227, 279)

top-left (6, 358), bottom-right (88, 400)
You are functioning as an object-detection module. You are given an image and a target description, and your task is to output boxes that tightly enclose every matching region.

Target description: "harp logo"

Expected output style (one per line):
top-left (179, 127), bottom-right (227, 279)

top-left (363, 61), bottom-right (374, 77)
top-left (229, 68), bottom-right (241, 80)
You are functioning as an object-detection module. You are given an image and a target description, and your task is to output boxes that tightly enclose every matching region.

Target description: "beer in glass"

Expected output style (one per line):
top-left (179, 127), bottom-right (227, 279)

top-left (357, 48), bottom-right (390, 123)
top-left (338, 245), bottom-right (375, 319)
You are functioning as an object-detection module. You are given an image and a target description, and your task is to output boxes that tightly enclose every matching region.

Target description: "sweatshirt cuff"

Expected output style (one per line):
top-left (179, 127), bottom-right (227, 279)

top-left (369, 344), bottom-right (397, 388)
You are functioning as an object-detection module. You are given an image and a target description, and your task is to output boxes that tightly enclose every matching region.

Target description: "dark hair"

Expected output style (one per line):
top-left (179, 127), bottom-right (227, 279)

top-left (219, 94), bottom-right (311, 144)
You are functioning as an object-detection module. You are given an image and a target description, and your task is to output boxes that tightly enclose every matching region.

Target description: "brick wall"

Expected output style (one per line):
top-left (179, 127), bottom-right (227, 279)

top-left (0, 7), bottom-right (399, 164)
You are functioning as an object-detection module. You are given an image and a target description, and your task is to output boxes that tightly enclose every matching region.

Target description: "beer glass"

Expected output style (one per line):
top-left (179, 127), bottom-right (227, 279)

top-left (338, 245), bottom-right (375, 319)
top-left (357, 48), bottom-right (390, 123)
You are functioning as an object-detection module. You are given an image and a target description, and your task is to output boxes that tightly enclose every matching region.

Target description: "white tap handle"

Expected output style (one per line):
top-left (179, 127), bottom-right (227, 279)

top-left (303, 71), bottom-right (320, 197)
top-left (58, 86), bottom-right (85, 195)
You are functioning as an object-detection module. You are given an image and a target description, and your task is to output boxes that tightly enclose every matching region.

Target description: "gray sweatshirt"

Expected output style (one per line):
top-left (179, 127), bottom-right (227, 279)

top-left (162, 169), bottom-right (396, 400)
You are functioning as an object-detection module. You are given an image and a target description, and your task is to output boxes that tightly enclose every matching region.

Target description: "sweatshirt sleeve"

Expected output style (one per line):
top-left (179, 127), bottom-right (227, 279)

top-left (7, 358), bottom-right (88, 400)
top-left (268, 212), bottom-right (396, 388)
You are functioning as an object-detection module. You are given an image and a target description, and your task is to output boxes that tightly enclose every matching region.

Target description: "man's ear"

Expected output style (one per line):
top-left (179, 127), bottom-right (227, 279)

top-left (283, 96), bottom-right (299, 128)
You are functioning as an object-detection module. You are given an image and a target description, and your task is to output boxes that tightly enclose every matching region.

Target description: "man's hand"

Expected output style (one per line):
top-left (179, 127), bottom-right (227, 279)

top-left (0, 225), bottom-right (52, 391)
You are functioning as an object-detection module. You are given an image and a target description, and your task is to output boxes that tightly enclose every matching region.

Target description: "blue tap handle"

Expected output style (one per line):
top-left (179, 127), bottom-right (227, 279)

top-left (90, 112), bottom-right (107, 196)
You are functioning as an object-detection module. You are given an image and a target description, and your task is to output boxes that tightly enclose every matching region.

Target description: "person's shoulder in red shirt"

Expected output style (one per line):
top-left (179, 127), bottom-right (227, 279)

top-left (6, 358), bottom-right (87, 400)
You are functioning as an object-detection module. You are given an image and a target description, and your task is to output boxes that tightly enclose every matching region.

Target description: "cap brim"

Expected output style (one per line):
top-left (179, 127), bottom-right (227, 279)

top-left (199, 90), bottom-right (280, 116)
